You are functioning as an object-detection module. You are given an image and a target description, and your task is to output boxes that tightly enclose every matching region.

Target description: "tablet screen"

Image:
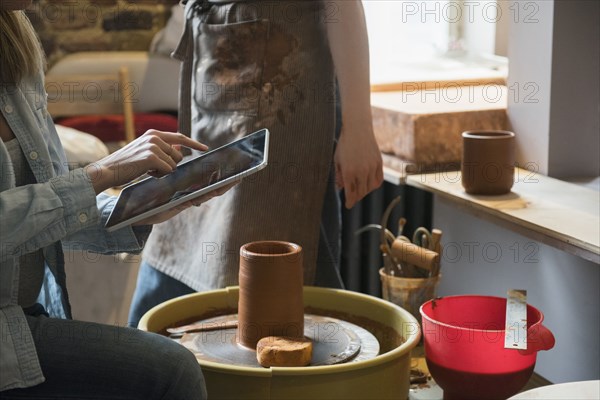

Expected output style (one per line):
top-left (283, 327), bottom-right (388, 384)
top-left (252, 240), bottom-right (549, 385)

top-left (105, 129), bottom-right (268, 231)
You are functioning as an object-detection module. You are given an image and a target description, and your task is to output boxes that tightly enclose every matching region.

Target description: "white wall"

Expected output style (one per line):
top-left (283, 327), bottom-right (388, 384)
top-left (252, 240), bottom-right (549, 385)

top-left (547, 0), bottom-right (600, 178)
top-left (433, 196), bottom-right (600, 383)
top-left (507, 0), bottom-right (554, 175)
top-left (508, 0), bottom-right (600, 178)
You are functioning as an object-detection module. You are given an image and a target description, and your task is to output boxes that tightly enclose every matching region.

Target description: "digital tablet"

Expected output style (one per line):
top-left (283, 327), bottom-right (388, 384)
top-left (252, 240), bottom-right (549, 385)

top-left (105, 129), bottom-right (269, 232)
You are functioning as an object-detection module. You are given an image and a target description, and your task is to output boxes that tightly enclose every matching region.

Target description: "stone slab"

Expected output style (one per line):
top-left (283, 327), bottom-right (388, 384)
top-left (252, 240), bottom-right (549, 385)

top-left (371, 85), bottom-right (508, 165)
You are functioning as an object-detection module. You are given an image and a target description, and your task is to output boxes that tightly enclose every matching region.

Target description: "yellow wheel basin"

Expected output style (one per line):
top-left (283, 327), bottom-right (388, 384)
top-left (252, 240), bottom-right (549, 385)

top-left (139, 286), bottom-right (421, 400)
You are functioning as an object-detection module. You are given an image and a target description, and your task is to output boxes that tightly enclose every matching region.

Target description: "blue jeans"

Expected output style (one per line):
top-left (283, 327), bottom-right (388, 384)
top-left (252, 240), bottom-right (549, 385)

top-left (128, 262), bottom-right (195, 328)
top-left (1, 307), bottom-right (206, 400)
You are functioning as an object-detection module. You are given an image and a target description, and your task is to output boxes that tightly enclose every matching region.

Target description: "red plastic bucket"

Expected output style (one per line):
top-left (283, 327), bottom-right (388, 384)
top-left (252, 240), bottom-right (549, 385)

top-left (420, 295), bottom-right (555, 400)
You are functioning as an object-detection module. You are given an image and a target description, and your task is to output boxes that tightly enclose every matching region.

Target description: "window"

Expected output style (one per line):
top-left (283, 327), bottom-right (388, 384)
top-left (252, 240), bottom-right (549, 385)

top-left (363, 0), bottom-right (507, 85)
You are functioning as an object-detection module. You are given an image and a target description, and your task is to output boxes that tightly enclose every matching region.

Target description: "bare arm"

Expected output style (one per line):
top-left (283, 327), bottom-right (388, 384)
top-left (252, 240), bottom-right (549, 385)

top-left (326, 0), bottom-right (383, 208)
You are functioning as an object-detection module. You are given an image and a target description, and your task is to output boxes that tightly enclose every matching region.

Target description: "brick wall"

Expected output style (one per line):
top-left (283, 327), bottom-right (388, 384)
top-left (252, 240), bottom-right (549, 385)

top-left (26, 0), bottom-right (179, 67)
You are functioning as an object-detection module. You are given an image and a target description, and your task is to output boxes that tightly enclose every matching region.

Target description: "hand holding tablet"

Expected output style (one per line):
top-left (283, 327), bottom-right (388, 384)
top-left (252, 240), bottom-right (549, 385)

top-left (105, 129), bottom-right (269, 232)
top-left (129, 179), bottom-right (238, 227)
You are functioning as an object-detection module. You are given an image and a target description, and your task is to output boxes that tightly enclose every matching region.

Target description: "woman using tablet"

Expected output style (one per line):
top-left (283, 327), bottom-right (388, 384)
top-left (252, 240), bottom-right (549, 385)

top-left (0, 2), bottom-right (215, 398)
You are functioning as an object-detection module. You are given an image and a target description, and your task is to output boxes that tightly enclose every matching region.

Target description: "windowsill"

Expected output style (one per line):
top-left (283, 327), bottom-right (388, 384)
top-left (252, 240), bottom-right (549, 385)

top-left (405, 168), bottom-right (600, 264)
top-left (371, 54), bottom-right (508, 92)
top-left (565, 176), bottom-right (600, 192)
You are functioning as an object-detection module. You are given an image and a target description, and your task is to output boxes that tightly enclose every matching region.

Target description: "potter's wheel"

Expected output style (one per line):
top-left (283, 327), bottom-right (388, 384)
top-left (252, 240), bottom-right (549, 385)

top-left (178, 314), bottom-right (380, 367)
top-left (142, 286), bottom-right (421, 399)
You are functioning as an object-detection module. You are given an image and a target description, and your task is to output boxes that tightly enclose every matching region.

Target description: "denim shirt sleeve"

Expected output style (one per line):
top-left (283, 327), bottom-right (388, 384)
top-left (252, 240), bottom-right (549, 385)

top-left (62, 192), bottom-right (152, 254)
top-left (39, 97), bottom-right (152, 253)
top-left (0, 164), bottom-right (151, 261)
top-left (0, 167), bottom-right (97, 261)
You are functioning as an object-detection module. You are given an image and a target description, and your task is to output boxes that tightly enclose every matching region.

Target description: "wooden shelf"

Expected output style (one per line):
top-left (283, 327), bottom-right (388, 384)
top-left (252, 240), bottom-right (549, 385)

top-left (405, 168), bottom-right (600, 264)
top-left (382, 154), bottom-right (411, 185)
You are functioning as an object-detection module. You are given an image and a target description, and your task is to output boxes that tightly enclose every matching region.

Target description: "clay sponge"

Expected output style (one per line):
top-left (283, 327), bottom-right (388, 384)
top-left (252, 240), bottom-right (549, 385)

top-left (256, 336), bottom-right (313, 367)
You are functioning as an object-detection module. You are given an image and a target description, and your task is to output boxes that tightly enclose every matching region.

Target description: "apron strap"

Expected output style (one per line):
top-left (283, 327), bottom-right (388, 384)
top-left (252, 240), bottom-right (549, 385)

top-left (172, 0), bottom-right (212, 137)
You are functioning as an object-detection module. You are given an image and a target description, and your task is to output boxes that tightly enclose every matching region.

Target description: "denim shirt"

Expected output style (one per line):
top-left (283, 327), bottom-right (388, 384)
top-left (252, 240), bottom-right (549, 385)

top-left (0, 72), bottom-right (151, 391)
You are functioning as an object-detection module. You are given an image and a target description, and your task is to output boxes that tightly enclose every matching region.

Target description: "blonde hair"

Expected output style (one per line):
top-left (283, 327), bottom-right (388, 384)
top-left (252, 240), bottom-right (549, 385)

top-left (0, 9), bottom-right (45, 84)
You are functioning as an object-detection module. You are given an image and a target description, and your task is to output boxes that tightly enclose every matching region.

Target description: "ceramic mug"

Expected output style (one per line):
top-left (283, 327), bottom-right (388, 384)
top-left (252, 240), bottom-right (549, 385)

top-left (237, 241), bottom-right (304, 349)
top-left (461, 130), bottom-right (515, 195)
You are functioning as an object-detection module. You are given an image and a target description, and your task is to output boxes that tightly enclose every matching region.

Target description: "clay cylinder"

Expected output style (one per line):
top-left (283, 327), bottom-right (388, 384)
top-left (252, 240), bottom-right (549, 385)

top-left (461, 130), bottom-right (515, 195)
top-left (237, 241), bottom-right (304, 349)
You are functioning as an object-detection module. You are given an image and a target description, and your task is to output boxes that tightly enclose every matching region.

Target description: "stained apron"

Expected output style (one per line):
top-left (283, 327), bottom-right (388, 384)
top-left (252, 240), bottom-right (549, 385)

top-left (143, 0), bottom-right (337, 290)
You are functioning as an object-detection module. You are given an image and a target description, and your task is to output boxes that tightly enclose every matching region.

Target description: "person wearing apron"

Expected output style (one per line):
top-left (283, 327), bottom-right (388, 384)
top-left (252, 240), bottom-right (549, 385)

top-left (129, 0), bottom-right (382, 326)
